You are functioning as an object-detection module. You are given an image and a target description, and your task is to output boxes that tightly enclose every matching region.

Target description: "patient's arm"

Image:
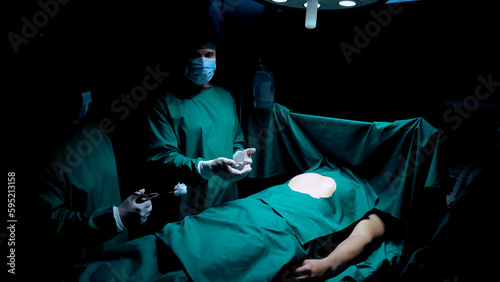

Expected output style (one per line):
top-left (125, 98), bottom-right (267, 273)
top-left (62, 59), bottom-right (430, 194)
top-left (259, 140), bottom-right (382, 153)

top-left (294, 213), bottom-right (385, 280)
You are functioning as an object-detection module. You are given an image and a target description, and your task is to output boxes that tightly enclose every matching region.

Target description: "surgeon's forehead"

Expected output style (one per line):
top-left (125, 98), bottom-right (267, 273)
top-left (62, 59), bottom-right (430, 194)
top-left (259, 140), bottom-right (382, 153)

top-left (191, 48), bottom-right (216, 58)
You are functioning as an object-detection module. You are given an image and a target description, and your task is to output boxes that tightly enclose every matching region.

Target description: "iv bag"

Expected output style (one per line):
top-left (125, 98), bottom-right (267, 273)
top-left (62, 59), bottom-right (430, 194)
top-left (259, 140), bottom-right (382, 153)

top-left (253, 71), bottom-right (275, 108)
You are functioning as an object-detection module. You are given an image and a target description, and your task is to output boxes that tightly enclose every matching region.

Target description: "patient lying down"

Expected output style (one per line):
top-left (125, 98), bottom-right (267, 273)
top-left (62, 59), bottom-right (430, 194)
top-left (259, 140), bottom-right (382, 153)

top-left (280, 172), bottom-right (384, 280)
top-left (76, 159), bottom-right (388, 281)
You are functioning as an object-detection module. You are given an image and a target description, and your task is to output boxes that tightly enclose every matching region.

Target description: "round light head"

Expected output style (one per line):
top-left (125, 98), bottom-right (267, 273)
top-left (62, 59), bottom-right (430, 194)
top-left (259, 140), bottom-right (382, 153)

top-left (338, 1), bottom-right (357, 7)
top-left (303, 2), bottom-right (321, 8)
top-left (263, 0), bottom-right (380, 10)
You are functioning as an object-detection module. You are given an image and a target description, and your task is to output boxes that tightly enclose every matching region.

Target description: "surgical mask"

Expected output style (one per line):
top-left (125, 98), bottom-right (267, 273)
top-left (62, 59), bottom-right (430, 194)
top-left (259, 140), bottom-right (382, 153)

top-left (184, 57), bottom-right (216, 85)
top-left (76, 90), bottom-right (92, 119)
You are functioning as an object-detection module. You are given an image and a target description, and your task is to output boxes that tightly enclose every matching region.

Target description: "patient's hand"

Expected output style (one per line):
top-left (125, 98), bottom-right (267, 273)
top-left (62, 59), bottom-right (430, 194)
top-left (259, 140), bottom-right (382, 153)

top-left (294, 214), bottom-right (386, 280)
top-left (294, 259), bottom-right (330, 280)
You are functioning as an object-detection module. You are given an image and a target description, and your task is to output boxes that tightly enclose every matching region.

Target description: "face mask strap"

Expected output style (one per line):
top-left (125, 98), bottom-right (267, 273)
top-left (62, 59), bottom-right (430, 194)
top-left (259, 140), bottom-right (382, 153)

top-left (76, 90), bottom-right (92, 119)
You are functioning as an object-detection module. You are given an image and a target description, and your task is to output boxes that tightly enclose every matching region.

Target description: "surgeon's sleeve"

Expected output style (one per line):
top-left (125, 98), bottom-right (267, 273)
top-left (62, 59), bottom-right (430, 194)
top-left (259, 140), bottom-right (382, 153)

top-left (147, 100), bottom-right (206, 185)
top-left (232, 100), bottom-right (246, 155)
top-left (37, 169), bottom-right (121, 247)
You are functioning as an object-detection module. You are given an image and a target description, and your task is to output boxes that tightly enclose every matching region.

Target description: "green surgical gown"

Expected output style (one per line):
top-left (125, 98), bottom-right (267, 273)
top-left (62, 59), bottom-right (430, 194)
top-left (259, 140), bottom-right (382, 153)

top-left (35, 122), bottom-right (128, 278)
top-left (148, 85), bottom-right (245, 217)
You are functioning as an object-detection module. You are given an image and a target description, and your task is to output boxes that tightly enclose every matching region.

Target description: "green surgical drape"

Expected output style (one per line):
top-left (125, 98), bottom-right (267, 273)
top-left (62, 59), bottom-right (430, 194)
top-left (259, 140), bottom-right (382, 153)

top-left (246, 103), bottom-right (443, 280)
top-left (247, 104), bottom-right (441, 220)
top-left (76, 104), bottom-right (442, 281)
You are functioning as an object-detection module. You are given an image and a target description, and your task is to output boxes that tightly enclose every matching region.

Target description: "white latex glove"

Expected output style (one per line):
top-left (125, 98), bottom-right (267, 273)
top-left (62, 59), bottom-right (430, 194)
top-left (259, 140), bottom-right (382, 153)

top-left (198, 154), bottom-right (254, 182)
top-left (198, 157), bottom-right (236, 180)
top-left (232, 148), bottom-right (256, 170)
top-left (173, 182), bottom-right (187, 196)
top-left (117, 188), bottom-right (152, 226)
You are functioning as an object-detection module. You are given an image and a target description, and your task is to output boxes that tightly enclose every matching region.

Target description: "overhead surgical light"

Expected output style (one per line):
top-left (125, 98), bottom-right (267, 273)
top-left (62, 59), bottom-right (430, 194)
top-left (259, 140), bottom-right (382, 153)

top-left (338, 1), bottom-right (357, 7)
top-left (304, 0), bottom-right (319, 29)
top-left (303, 1), bottom-right (321, 7)
top-left (259, 0), bottom-right (387, 29)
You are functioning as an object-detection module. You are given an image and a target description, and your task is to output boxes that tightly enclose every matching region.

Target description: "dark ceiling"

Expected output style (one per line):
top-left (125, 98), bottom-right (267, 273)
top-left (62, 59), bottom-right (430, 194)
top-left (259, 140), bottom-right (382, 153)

top-left (5, 0), bottom-right (499, 165)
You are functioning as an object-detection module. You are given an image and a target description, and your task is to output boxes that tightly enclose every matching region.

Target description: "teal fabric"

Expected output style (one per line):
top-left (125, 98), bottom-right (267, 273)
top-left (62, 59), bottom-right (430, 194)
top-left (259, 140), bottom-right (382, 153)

top-left (76, 159), bottom-right (395, 281)
top-left (245, 104), bottom-right (442, 280)
top-left (250, 158), bottom-right (379, 245)
top-left (247, 104), bottom-right (442, 220)
top-left (76, 235), bottom-right (190, 282)
top-left (157, 198), bottom-right (308, 282)
top-left (324, 239), bottom-right (403, 282)
top-left (35, 122), bottom-right (129, 280)
top-left (76, 104), bottom-right (442, 281)
top-left (148, 85), bottom-right (246, 216)
top-left (38, 123), bottom-right (128, 253)
top-left (76, 197), bottom-right (308, 281)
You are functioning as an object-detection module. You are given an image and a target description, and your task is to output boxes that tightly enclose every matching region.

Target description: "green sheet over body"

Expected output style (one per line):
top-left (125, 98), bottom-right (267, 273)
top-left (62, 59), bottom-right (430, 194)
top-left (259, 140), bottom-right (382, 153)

top-left (246, 104), bottom-right (441, 280)
top-left (77, 104), bottom-right (441, 281)
top-left (77, 159), bottom-right (387, 281)
top-left (77, 197), bottom-right (307, 281)
top-left (249, 158), bottom-right (379, 245)
top-left (247, 104), bottom-right (441, 220)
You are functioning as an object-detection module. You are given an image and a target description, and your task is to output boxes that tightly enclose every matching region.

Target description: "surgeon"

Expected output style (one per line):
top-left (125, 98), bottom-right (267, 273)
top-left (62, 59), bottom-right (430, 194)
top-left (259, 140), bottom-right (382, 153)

top-left (147, 38), bottom-right (256, 219)
top-left (31, 81), bottom-right (153, 280)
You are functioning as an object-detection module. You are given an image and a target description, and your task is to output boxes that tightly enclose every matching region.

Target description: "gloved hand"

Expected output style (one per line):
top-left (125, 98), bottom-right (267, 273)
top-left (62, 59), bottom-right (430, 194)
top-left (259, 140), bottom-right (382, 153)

top-left (118, 188), bottom-right (152, 226)
top-left (198, 157), bottom-right (236, 180)
top-left (232, 148), bottom-right (256, 170)
top-left (173, 182), bottom-right (188, 196)
top-left (198, 149), bottom-right (256, 182)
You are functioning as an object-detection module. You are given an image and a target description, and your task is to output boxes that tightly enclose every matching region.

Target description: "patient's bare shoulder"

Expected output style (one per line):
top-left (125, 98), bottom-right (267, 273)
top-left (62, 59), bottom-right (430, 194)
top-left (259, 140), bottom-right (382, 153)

top-left (351, 214), bottom-right (386, 240)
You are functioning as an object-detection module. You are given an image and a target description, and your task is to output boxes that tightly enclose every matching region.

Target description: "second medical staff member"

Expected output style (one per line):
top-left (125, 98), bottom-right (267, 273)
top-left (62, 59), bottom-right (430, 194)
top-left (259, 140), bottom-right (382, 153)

top-left (147, 40), bottom-right (255, 219)
top-left (32, 81), bottom-right (153, 280)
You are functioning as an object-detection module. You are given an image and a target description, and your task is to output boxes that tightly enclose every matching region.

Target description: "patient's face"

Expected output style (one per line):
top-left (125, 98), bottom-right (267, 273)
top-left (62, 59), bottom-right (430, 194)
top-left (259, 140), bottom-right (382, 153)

top-left (288, 173), bottom-right (337, 199)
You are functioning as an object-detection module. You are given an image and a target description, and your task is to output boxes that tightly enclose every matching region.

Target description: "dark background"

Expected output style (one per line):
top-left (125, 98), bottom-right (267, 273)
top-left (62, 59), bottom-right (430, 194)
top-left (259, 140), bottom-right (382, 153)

top-left (5, 0), bottom-right (498, 168)
top-left (3, 0), bottom-right (499, 279)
